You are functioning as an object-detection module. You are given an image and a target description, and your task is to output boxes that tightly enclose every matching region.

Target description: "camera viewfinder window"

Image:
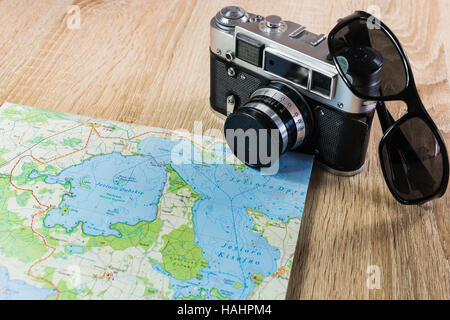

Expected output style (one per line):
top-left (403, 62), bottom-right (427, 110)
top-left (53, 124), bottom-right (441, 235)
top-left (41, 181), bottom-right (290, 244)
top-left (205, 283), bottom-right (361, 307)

top-left (311, 71), bottom-right (332, 97)
top-left (236, 33), bottom-right (264, 67)
top-left (264, 51), bottom-right (309, 88)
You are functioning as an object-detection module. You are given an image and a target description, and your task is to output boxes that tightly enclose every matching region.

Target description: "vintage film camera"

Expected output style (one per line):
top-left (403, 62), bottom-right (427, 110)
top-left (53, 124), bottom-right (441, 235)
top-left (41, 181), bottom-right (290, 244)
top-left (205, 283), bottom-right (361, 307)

top-left (210, 6), bottom-right (377, 175)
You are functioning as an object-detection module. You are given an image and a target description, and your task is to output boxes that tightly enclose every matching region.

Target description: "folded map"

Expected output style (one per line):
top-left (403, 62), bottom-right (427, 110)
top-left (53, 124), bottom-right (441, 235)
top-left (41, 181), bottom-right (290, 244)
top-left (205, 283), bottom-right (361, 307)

top-left (0, 102), bottom-right (313, 300)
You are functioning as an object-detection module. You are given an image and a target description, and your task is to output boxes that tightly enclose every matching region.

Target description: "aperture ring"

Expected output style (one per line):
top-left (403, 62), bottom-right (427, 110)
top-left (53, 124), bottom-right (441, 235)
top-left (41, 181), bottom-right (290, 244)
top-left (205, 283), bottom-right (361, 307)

top-left (251, 87), bottom-right (306, 149)
top-left (249, 96), bottom-right (297, 151)
top-left (244, 102), bottom-right (289, 153)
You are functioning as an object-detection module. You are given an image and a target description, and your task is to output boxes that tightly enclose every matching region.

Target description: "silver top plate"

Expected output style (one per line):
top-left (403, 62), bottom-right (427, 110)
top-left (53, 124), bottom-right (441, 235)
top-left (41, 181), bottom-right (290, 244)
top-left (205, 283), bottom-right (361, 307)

top-left (210, 8), bottom-right (376, 115)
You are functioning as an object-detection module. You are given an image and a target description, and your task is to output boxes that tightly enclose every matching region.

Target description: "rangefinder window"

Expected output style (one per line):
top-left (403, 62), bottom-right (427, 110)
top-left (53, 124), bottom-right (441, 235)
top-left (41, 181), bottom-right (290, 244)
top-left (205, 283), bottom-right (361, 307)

top-left (236, 33), bottom-right (264, 67)
top-left (264, 51), bottom-right (309, 88)
top-left (311, 71), bottom-right (332, 97)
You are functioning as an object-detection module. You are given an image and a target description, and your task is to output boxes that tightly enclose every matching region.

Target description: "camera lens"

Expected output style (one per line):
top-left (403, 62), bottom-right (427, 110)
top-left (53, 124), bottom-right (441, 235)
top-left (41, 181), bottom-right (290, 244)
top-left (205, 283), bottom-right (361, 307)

top-left (224, 82), bottom-right (313, 168)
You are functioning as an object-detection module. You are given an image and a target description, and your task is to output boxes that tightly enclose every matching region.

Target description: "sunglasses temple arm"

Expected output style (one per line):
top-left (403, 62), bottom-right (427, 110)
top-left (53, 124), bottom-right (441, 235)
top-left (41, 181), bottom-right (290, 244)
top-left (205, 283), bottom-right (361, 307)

top-left (376, 101), bottom-right (395, 133)
top-left (376, 100), bottom-right (437, 197)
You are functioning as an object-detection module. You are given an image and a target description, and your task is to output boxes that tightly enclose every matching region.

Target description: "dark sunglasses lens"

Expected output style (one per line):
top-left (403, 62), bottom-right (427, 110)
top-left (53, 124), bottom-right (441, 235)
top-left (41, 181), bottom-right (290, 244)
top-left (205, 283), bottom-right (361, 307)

top-left (330, 19), bottom-right (407, 98)
top-left (381, 117), bottom-right (444, 201)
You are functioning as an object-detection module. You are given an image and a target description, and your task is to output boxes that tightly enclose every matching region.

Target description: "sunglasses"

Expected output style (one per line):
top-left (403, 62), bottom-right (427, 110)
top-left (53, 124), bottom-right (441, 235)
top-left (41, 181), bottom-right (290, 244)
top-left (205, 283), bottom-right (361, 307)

top-left (328, 11), bottom-right (449, 205)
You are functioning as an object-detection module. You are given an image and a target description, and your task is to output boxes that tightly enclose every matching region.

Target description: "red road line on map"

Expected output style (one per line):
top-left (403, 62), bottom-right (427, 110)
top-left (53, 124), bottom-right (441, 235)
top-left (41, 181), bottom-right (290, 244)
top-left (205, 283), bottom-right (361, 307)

top-left (26, 208), bottom-right (60, 298)
top-left (8, 126), bottom-right (94, 299)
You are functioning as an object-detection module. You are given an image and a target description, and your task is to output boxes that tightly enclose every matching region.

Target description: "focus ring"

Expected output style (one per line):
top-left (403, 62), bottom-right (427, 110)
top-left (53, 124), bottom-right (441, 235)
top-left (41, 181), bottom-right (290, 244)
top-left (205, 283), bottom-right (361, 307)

top-left (251, 87), bottom-right (306, 149)
top-left (243, 102), bottom-right (289, 153)
top-left (249, 96), bottom-right (297, 151)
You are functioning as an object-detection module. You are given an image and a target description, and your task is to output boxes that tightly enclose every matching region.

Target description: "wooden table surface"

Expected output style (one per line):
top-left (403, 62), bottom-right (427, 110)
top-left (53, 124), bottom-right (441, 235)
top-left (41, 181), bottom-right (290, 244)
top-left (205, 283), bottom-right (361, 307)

top-left (0, 0), bottom-right (448, 299)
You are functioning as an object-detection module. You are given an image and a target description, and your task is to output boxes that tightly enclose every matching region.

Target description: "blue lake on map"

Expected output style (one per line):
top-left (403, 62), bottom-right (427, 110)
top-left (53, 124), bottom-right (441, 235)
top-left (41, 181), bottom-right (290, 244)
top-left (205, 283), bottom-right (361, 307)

top-left (65, 245), bottom-right (85, 254)
top-left (137, 136), bottom-right (313, 299)
top-left (0, 266), bottom-right (56, 300)
top-left (43, 153), bottom-right (167, 237)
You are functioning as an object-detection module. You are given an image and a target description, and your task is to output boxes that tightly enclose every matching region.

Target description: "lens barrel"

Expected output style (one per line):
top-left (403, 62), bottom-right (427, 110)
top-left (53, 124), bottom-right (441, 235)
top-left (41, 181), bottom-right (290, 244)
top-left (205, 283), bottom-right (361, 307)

top-left (224, 82), bottom-right (312, 168)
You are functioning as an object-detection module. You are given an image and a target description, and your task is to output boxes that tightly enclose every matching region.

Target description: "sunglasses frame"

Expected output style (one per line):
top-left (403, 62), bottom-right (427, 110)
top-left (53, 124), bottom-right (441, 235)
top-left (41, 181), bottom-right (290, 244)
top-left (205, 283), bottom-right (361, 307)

top-left (328, 11), bottom-right (449, 204)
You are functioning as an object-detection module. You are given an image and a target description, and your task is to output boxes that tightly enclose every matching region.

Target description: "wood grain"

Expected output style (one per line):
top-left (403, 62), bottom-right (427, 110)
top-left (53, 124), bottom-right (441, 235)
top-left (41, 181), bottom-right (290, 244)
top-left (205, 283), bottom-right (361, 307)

top-left (0, 0), bottom-right (448, 299)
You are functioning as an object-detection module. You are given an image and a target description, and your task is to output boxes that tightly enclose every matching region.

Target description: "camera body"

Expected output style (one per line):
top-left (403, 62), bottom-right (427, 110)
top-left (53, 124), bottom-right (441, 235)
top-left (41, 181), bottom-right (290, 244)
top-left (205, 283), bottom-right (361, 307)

top-left (210, 7), bottom-right (376, 175)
